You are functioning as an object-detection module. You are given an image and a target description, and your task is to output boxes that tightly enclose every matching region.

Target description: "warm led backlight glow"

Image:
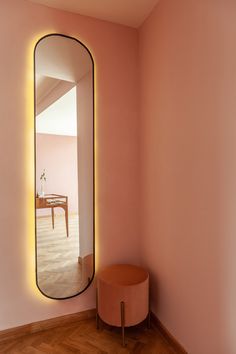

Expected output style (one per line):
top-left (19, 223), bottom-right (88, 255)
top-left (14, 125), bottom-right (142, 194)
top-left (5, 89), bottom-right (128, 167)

top-left (25, 32), bottom-right (98, 300)
top-left (94, 64), bottom-right (99, 272)
top-left (25, 31), bottom-right (55, 302)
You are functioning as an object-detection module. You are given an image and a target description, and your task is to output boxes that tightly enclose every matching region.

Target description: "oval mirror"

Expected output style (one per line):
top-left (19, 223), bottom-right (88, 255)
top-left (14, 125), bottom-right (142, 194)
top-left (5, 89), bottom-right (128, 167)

top-left (34, 34), bottom-right (94, 299)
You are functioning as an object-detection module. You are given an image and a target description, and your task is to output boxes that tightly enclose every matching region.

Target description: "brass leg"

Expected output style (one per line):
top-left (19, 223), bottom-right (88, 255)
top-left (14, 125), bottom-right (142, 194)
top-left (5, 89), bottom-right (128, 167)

top-left (147, 289), bottom-right (151, 329)
top-left (120, 301), bottom-right (125, 347)
top-left (147, 311), bottom-right (151, 329)
top-left (96, 288), bottom-right (99, 330)
top-left (96, 312), bottom-right (100, 330)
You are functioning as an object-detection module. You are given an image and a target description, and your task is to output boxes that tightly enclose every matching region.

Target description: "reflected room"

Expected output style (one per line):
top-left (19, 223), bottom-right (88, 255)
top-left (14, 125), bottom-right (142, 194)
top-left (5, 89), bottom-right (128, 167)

top-left (35, 35), bottom-right (94, 299)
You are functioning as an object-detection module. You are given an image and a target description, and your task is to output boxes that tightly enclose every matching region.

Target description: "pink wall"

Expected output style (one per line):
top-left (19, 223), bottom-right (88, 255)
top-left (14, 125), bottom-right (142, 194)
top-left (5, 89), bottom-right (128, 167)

top-left (0, 0), bottom-right (140, 330)
top-left (36, 133), bottom-right (78, 214)
top-left (2, 1), bottom-right (234, 351)
top-left (139, 0), bottom-right (236, 353)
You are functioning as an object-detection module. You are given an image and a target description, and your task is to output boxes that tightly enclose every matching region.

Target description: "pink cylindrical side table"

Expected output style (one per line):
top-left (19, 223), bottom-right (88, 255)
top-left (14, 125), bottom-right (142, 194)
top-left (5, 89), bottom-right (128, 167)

top-left (96, 264), bottom-right (149, 346)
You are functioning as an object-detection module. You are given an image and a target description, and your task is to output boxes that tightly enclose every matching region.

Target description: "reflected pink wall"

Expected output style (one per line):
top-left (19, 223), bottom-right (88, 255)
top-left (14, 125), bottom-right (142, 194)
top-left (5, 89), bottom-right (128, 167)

top-left (139, 0), bottom-right (236, 353)
top-left (36, 133), bottom-right (78, 215)
top-left (0, 0), bottom-right (139, 330)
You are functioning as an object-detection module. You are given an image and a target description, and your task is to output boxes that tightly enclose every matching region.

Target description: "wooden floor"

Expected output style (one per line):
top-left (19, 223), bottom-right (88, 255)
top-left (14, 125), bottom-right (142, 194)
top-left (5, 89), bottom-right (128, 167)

top-left (0, 318), bottom-right (178, 354)
top-left (36, 214), bottom-right (83, 298)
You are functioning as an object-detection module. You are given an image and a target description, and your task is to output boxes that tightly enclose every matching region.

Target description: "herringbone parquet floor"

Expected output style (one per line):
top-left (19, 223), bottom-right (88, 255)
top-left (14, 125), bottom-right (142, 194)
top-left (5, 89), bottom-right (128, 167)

top-left (36, 214), bottom-right (82, 298)
top-left (0, 318), bottom-right (178, 354)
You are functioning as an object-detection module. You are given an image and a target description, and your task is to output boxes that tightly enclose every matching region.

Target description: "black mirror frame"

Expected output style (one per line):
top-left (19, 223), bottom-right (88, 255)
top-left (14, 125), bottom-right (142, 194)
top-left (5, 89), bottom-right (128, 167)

top-left (34, 33), bottom-right (95, 300)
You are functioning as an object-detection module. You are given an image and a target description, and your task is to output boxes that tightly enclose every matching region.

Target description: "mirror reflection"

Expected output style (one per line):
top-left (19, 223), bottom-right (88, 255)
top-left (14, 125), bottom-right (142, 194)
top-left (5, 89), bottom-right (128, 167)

top-left (35, 34), bottom-right (94, 299)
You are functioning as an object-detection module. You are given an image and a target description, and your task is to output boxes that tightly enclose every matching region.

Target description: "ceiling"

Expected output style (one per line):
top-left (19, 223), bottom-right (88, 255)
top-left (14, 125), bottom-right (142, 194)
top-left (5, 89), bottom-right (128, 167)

top-left (35, 34), bottom-right (91, 114)
top-left (36, 87), bottom-right (77, 136)
top-left (36, 35), bottom-right (92, 82)
top-left (36, 76), bottom-right (75, 115)
top-left (29, 0), bottom-right (159, 28)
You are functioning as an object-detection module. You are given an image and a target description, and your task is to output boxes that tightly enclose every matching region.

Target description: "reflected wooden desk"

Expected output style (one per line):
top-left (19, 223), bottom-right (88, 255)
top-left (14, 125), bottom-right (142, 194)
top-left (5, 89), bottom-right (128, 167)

top-left (36, 194), bottom-right (69, 237)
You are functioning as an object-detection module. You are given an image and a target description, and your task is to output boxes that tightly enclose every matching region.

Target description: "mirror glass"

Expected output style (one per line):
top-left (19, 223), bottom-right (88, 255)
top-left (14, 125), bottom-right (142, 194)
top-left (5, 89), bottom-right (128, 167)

top-left (35, 34), bottom-right (94, 299)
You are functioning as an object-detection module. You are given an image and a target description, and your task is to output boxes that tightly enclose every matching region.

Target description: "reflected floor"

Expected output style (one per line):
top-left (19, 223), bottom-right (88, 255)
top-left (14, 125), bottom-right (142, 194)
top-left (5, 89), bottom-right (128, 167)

top-left (36, 214), bottom-right (82, 298)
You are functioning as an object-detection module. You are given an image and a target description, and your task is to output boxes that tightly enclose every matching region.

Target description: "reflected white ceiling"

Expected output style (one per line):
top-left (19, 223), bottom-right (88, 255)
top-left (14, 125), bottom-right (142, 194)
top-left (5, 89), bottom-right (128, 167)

top-left (36, 35), bottom-right (92, 83)
top-left (36, 87), bottom-right (77, 136)
top-left (35, 34), bottom-right (91, 116)
top-left (36, 75), bottom-right (75, 115)
top-left (29, 0), bottom-right (159, 28)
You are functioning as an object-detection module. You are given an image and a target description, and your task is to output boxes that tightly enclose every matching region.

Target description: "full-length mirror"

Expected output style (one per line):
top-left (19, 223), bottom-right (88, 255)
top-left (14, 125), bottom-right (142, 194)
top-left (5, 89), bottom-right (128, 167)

top-left (34, 34), bottom-right (94, 299)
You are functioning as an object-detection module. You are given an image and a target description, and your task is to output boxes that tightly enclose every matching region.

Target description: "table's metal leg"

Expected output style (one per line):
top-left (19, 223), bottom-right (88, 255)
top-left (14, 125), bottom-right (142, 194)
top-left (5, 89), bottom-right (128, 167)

top-left (96, 312), bottom-right (100, 330)
top-left (96, 288), bottom-right (99, 330)
top-left (147, 310), bottom-right (151, 329)
top-left (147, 289), bottom-right (151, 329)
top-left (120, 301), bottom-right (125, 346)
